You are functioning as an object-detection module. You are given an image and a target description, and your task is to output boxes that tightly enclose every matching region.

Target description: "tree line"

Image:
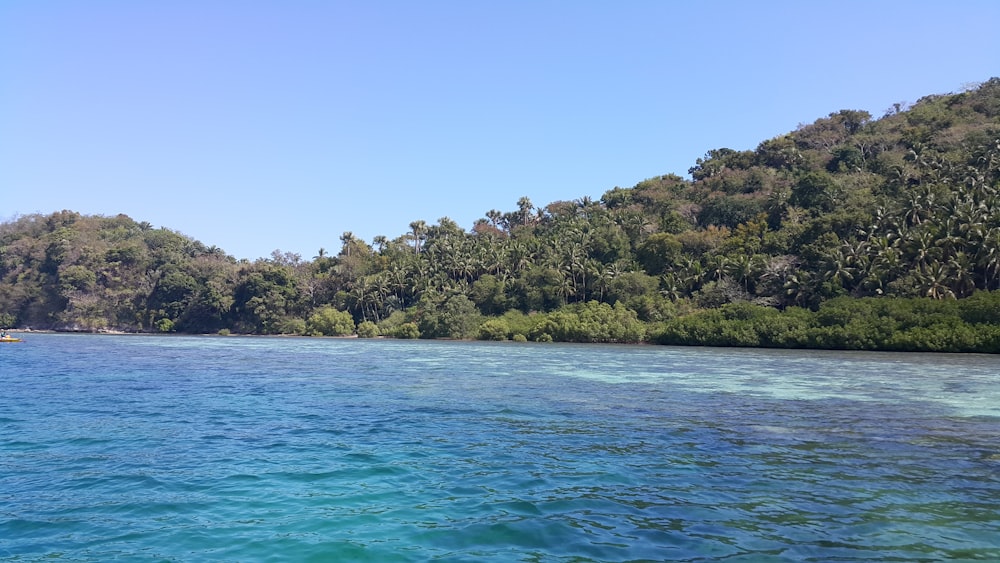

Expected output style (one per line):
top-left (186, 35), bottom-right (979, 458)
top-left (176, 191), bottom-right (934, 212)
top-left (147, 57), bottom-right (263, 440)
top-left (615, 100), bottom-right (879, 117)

top-left (2, 78), bottom-right (999, 352)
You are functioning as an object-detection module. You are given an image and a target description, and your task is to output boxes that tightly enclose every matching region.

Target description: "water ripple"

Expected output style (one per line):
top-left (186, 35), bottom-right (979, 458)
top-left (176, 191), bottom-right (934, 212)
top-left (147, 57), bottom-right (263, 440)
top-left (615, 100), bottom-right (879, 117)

top-left (1, 335), bottom-right (998, 561)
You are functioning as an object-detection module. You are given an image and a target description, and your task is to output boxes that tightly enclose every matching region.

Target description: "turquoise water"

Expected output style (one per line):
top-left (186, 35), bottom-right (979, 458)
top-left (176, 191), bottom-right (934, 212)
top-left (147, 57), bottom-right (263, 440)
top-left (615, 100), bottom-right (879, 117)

top-left (2, 334), bottom-right (999, 562)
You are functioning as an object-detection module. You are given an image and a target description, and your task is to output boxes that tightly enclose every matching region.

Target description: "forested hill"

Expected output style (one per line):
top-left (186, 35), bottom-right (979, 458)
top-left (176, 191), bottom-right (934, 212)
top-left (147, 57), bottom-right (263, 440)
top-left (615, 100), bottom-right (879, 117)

top-left (3, 79), bottom-right (1000, 351)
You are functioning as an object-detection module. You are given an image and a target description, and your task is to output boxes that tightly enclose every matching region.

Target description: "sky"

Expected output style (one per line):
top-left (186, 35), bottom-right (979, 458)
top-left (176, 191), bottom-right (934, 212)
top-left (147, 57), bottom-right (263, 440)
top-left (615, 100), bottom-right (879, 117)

top-left (2, 1), bottom-right (998, 261)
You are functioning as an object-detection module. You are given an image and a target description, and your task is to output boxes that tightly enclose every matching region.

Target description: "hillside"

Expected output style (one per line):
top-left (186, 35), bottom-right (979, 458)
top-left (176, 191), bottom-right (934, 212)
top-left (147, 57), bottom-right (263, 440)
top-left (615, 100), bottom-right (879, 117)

top-left (2, 79), bottom-right (1000, 350)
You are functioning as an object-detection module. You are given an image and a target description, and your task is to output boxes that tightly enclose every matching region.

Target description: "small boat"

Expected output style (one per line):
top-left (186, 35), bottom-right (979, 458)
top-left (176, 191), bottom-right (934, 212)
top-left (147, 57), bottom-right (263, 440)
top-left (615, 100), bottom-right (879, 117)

top-left (0, 334), bottom-right (22, 343)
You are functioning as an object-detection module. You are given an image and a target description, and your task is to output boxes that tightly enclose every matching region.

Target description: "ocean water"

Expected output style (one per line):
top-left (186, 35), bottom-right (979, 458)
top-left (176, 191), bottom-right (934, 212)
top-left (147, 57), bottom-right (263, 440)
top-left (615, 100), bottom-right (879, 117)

top-left (1, 334), bottom-right (999, 562)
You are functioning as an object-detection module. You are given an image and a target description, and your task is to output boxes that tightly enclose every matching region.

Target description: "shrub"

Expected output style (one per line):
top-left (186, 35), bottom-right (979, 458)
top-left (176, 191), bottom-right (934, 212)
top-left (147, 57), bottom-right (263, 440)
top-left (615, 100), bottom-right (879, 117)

top-left (415, 293), bottom-right (482, 339)
top-left (542, 301), bottom-right (647, 343)
top-left (499, 310), bottom-right (535, 337)
top-left (275, 317), bottom-right (306, 335)
top-left (393, 322), bottom-right (420, 339)
top-left (356, 320), bottom-right (379, 338)
top-left (306, 306), bottom-right (354, 336)
top-left (477, 318), bottom-right (510, 341)
top-left (377, 310), bottom-right (409, 336)
top-left (959, 290), bottom-right (1000, 325)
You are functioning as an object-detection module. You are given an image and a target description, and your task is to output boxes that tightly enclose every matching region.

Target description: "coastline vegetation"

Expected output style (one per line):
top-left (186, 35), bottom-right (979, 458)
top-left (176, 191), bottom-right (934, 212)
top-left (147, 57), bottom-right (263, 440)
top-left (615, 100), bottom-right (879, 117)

top-left (2, 79), bottom-right (1000, 352)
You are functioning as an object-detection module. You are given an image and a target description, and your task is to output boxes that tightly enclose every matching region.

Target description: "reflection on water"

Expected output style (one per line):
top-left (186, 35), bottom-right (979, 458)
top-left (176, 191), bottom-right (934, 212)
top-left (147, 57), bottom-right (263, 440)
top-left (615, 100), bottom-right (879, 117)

top-left (1, 334), bottom-right (998, 561)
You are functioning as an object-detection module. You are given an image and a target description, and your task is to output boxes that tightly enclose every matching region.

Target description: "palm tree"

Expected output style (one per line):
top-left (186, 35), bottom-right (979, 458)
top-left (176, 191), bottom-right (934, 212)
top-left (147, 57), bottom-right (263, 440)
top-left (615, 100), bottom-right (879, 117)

top-left (485, 209), bottom-right (503, 230)
top-left (705, 255), bottom-right (730, 282)
top-left (347, 277), bottom-right (370, 321)
top-left (725, 254), bottom-right (755, 292)
top-left (340, 232), bottom-right (356, 258)
top-left (507, 240), bottom-right (532, 274)
top-left (918, 262), bottom-right (955, 300)
top-left (946, 253), bottom-right (976, 298)
top-left (516, 196), bottom-right (535, 227)
top-left (409, 220), bottom-right (428, 254)
top-left (976, 228), bottom-right (1000, 289)
top-left (823, 248), bottom-right (855, 291)
top-left (783, 272), bottom-right (815, 307)
top-left (387, 266), bottom-right (409, 304)
top-left (866, 246), bottom-right (902, 295)
top-left (679, 258), bottom-right (705, 292)
top-left (907, 230), bottom-right (939, 269)
top-left (660, 273), bottom-right (685, 301)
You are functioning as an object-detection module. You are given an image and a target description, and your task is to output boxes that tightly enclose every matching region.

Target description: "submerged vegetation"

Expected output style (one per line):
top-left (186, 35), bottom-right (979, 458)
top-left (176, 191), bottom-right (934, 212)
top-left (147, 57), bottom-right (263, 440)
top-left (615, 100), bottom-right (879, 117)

top-left (3, 80), bottom-right (1000, 351)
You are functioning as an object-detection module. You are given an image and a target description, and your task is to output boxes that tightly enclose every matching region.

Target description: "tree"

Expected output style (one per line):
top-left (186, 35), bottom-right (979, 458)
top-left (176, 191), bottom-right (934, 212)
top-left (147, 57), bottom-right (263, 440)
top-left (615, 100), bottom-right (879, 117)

top-left (230, 263), bottom-right (300, 334)
top-left (636, 233), bottom-right (682, 275)
top-left (515, 196), bottom-right (535, 227)
top-left (791, 172), bottom-right (839, 212)
top-left (469, 274), bottom-right (509, 315)
top-left (409, 220), bottom-right (428, 254)
top-left (415, 293), bottom-right (481, 339)
top-left (340, 232), bottom-right (356, 257)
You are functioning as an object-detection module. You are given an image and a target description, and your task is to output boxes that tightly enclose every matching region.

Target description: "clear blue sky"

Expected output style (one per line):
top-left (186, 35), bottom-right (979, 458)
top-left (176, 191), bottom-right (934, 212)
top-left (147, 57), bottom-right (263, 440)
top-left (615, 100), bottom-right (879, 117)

top-left (2, 1), bottom-right (998, 260)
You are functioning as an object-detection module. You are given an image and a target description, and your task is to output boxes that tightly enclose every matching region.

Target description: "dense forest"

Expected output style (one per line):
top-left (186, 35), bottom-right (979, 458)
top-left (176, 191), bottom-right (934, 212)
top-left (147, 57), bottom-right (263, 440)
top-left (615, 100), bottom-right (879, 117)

top-left (3, 79), bottom-right (1000, 352)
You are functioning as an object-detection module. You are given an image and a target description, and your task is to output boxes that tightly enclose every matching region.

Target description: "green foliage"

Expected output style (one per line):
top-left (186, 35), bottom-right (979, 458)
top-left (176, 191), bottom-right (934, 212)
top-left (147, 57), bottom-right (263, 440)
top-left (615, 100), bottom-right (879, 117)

top-left (231, 264), bottom-right (300, 334)
top-left (698, 195), bottom-right (766, 228)
top-left (528, 301), bottom-right (647, 343)
top-left (791, 172), bottom-right (839, 212)
top-left (414, 293), bottom-right (482, 339)
top-left (469, 274), bottom-right (509, 315)
top-left (306, 306), bottom-right (355, 336)
top-left (655, 303), bottom-right (780, 347)
top-left (59, 265), bottom-right (97, 293)
top-left (393, 322), bottom-right (420, 339)
top-left (655, 293), bottom-right (1000, 352)
top-left (356, 320), bottom-right (379, 338)
top-left (277, 317), bottom-right (307, 336)
top-left (958, 290), bottom-right (1000, 324)
top-left (636, 234), bottom-right (682, 275)
top-left (496, 310), bottom-right (534, 340)
top-left (0, 312), bottom-right (16, 328)
top-left (607, 271), bottom-right (659, 304)
top-left (377, 310), bottom-right (408, 336)
top-left (513, 266), bottom-right (566, 312)
top-left (477, 318), bottom-right (510, 341)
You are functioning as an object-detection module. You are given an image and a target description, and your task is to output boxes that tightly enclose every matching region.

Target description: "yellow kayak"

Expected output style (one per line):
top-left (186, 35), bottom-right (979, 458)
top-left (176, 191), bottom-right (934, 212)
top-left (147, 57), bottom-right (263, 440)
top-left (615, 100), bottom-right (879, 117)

top-left (0, 336), bottom-right (22, 343)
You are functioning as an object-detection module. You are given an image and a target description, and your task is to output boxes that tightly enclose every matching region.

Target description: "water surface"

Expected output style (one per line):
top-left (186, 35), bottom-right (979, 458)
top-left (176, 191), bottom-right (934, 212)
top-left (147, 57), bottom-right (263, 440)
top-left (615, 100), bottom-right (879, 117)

top-left (2, 334), bottom-right (998, 561)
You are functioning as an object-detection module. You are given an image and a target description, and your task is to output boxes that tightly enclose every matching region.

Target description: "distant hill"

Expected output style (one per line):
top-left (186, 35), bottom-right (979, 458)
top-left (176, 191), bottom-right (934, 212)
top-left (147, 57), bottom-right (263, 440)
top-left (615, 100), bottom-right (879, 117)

top-left (2, 78), bottom-right (999, 350)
